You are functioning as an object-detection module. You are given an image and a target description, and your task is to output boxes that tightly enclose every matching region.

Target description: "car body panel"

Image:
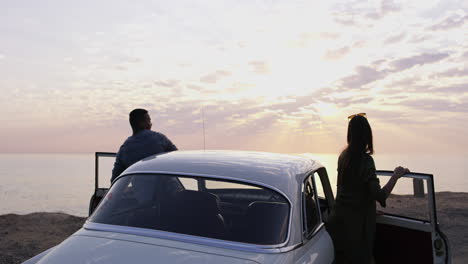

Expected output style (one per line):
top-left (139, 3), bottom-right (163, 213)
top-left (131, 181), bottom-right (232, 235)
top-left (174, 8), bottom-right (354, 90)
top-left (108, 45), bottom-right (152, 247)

top-left (29, 227), bottom-right (332, 264)
top-left (34, 234), bottom-right (260, 264)
top-left (291, 226), bottom-right (334, 264)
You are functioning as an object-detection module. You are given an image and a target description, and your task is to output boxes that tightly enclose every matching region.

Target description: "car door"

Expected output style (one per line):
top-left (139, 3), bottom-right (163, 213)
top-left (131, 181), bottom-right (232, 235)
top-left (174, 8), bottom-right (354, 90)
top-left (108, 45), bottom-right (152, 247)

top-left (374, 170), bottom-right (451, 264)
top-left (293, 169), bottom-right (334, 264)
top-left (89, 152), bottom-right (116, 215)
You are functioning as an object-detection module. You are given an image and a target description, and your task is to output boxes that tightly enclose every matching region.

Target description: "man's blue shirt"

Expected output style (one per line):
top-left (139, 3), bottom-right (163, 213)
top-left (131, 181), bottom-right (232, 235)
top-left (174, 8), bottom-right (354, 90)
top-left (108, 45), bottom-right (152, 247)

top-left (111, 130), bottom-right (177, 182)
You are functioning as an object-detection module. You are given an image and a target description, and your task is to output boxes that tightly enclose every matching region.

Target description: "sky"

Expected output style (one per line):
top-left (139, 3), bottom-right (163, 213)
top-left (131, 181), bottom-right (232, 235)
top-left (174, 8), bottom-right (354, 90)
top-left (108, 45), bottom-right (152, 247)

top-left (0, 0), bottom-right (467, 154)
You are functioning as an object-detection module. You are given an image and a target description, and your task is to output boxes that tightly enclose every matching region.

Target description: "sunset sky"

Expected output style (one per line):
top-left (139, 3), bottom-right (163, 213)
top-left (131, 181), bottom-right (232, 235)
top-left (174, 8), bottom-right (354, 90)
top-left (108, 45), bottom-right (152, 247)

top-left (1, 0), bottom-right (467, 154)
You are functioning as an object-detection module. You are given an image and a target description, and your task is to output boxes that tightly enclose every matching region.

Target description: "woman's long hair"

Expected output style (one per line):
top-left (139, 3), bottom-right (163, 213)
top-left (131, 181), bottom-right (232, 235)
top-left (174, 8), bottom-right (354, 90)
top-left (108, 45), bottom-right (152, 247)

top-left (338, 115), bottom-right (374, 183)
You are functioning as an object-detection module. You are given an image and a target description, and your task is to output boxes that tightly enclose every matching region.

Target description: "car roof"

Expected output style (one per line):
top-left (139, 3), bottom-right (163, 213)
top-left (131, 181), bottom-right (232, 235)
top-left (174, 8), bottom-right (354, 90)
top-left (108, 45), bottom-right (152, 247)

top-left (121, 150), bottom-right (323, 198)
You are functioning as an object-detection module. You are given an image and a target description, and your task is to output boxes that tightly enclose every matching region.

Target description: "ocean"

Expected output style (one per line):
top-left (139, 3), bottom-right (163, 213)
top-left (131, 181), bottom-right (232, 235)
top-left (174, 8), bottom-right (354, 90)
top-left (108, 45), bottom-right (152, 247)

top-left (0, 153), bottom-right (467, 217)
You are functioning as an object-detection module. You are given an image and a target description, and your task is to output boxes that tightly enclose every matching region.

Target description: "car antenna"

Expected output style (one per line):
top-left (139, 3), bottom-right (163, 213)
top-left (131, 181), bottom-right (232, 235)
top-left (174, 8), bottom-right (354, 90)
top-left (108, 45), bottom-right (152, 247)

top-left (202, 105), bottom-right (206, 151)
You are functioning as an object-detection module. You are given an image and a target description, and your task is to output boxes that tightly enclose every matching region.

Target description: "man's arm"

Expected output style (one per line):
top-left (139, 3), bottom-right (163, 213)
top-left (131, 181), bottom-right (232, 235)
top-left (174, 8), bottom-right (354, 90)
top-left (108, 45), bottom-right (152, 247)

top-left (111, 154), bottom-right (125, 183)
top-left (161, 134), bottom-right (178, 152)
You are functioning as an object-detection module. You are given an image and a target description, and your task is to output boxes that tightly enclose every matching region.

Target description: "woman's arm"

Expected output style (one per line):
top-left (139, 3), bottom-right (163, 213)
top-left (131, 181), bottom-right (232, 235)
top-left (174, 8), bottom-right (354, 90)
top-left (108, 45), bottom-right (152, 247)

top-left (382, 166), bottom-right (410, 198)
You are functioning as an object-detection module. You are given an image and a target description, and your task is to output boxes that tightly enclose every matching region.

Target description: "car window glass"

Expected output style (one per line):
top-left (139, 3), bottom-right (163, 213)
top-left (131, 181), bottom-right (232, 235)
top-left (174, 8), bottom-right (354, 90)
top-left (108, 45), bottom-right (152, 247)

top-left (90, 174), bottom-right (290, 245)
top-left (313, 172), bottom-right (326, 199)
top-left (313, 172), bottom-right (330, 220)
top-left (303, 174), bottom-right (321, 237)
top-left (376, 175), bottom-right (430, 222)
top-left (179, 177), bottom-right (198, 191)
top-left (97, 155), bottom-right (114, 188)
top-left (205, 180), bottom-right (260, 189)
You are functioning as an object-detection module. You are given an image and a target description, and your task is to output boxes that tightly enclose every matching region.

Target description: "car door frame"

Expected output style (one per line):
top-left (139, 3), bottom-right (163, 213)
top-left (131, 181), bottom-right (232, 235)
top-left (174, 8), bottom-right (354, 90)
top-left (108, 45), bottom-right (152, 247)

top-left (375, 170), bottom-right (451, 264)
top-left (293, 168), bottom-right (335, 264)
top-left (89, 152), bottom-right (116, 216)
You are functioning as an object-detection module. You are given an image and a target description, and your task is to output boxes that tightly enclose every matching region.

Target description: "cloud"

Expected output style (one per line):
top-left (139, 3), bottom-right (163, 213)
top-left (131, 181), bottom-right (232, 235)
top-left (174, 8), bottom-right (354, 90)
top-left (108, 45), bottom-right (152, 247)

top-left (200, 70), bottom-right (231, 84)
top-left (333, 14), bottom-right (358, 27)
top-left (333, 0), bottom-right (402, 26)
top-left (113, 65), bottom-right (128, 71)
top-left (395, 98), bottom-right (468, 113)
top-left (328, 51), bottom-right (455, 96)
top-left (151, 95), bottom-right (322, 142)
top-left (384, 32), bottom-right (406, 44)
top-left (371, 59), bottom-right (387, 67)
top-left (339, 66), bottom-right (386, 89)
top-left (154, 79), bottom-right (179, 88)
top-left (463, 51), bottom-right (468, 58)
top-left (365, 0), bottom-right (401, 20)
top-left (380, 0), bottom-right (401, 15)
top-left (390, 53), bottom-right (450, 72)
top-left (318, 32), bottom-right (341, 39)
top-left (323, 46), bottom-right (351, 60)
top-left (296, 32), bottom-right (341, 47)
top-left (389, 78), bottom-right (417, 88)
top-left (434, 83), bottom-right (468, 94)
top-left (186, 84), bottom-right (218, 95)
top-left (266, 96), bottom-right (317, 115)
top-left (432, 67), bottom-right (468, 78)
top-left (0, 54), bottom-right (5, 60)
top-left (428, 13), bottom-right (468, 31)
top-left (249, 61), bottom-right (270, 75)
top-left (409, 34), bottom-right (434, 44)
top-left (319, 95), bottom-right (375, 107)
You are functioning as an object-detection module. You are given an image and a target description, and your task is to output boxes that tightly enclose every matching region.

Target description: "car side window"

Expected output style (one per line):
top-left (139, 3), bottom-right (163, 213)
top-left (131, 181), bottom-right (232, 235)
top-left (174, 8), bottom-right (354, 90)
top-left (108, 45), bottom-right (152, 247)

top-left (302, 173), bottom-right (321, 238)
top-left (313, 172), bottom-right (330, 221)
top-left (178, 177), bottom-right (198, 191)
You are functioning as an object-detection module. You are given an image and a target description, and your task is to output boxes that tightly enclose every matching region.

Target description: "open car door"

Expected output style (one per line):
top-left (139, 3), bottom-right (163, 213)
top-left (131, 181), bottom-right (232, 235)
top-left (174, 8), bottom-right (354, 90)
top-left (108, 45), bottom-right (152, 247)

top-left (88, 152), bottom-right (116, 216)
top-left (374, 171), bottom-right (451, 264)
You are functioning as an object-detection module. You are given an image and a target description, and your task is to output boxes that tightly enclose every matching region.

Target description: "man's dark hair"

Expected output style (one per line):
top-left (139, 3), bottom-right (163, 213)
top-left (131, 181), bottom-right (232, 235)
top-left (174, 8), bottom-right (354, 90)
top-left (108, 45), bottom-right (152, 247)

top-left (129, 108), bottom-right (148, 132)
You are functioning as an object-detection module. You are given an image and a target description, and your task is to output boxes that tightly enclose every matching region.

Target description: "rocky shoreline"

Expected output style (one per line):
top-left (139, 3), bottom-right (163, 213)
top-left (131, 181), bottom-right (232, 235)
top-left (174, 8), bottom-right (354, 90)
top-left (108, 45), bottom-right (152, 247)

top-left (1, 192), bottom-right (467, 264)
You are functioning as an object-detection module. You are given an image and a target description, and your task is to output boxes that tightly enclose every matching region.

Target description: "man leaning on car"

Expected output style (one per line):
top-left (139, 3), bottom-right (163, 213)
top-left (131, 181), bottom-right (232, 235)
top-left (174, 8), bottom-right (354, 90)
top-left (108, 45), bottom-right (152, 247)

top-left (111, 108), bottom-right (178, 182)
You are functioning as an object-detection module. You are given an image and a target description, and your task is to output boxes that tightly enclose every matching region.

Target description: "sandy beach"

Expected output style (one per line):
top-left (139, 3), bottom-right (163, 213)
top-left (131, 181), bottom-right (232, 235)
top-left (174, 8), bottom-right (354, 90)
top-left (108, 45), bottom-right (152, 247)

top-left (1, 192), bottom-right (467, 264)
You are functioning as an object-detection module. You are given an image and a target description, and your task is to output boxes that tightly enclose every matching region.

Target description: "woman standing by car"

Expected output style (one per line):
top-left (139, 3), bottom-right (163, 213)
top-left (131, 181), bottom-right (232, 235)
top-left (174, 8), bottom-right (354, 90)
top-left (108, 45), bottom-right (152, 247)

top-left (326, 113), bottom-right (409, 264)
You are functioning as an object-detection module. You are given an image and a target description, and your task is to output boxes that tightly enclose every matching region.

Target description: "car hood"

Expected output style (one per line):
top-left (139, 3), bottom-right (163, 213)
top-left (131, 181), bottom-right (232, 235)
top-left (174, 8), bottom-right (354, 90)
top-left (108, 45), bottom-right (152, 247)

top-left (34, 233), bottom-right (260, 264)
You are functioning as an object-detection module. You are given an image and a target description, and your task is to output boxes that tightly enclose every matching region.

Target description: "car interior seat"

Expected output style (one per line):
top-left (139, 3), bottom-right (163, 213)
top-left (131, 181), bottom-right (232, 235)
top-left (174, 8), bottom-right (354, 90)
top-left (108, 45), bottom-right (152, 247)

top-left (245, 201), bottom-right (289, 245)
top-left (163, 190), bottom-right (227, 239)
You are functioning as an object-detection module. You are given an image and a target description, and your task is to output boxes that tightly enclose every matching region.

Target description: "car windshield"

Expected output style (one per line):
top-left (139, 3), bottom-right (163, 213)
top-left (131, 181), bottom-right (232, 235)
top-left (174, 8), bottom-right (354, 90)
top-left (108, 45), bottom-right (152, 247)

top-left (89, 174), bottom-right (290, 245)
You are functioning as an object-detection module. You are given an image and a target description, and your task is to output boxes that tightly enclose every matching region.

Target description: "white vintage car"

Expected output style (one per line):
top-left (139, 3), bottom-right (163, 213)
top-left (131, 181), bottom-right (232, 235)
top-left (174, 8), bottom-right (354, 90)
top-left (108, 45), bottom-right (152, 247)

top-left (23, 151), bottom-right (451, 264)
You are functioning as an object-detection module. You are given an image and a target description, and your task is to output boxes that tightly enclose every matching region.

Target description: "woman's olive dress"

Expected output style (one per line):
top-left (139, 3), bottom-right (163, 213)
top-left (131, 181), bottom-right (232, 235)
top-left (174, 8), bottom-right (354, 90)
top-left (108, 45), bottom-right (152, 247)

top-left (326, 154), bottom-right (387, 264)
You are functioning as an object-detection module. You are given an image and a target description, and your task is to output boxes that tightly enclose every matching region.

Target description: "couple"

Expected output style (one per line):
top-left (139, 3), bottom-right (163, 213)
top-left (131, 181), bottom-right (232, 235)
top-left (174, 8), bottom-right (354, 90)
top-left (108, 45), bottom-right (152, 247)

top-left (112, 109), bottom-right (409, 264)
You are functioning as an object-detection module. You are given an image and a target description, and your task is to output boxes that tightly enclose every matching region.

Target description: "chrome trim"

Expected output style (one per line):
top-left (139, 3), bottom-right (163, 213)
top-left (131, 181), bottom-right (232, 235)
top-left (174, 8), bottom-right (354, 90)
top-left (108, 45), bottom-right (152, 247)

top-left (376, 215), bottom-right (432, 232)
top-left (311, 223), bottom-right (326, 238)
top-left (376, 171), bottom-right (431, 180)
top-left (426, 178), bottom-right (437, 233)
top-left (301, 170), bottom-right (323, 240)
top-left (312, 172), bottom-right (323, 226)
top-left (279, 242), bottom-right (304, 252)
top-left (115, 170), bottom-right (295, 247)
top-left (96, 152), bottom-right (117, 158)
top-left (84, 222), bottom-right (301, 254)
top-left (302, 223), bottom-right (327, 247)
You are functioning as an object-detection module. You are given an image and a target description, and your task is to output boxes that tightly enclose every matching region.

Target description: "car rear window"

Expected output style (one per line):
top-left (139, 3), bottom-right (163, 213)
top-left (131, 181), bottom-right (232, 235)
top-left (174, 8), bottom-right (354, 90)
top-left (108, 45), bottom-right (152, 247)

top-left (89, 174), bottom-right (290, 245)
